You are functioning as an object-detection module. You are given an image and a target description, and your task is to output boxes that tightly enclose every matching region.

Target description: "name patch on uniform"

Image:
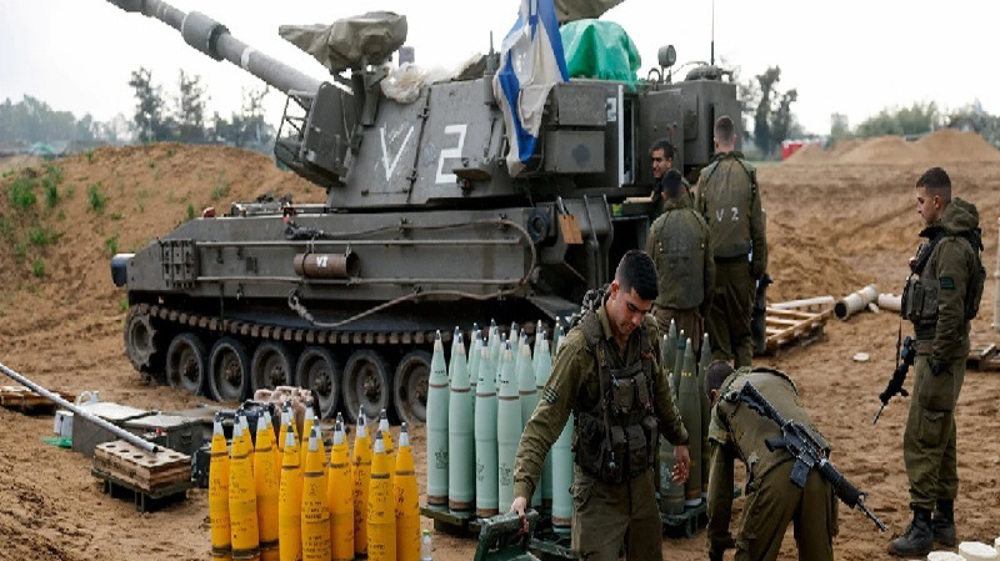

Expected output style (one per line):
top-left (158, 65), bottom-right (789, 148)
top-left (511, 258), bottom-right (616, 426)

top-left (542, 388), bottom-right (559, 404)
top-left (940, 277), bottom-right (956, 290)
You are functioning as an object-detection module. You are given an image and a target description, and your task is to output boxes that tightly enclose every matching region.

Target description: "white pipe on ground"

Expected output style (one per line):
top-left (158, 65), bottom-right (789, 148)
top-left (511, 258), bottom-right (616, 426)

top-left (834, 284), bottom-right (879, 321)
top-left (877, 293), bottom-right (902, 313)
top-left (770, 296), bottom-right (835, 311)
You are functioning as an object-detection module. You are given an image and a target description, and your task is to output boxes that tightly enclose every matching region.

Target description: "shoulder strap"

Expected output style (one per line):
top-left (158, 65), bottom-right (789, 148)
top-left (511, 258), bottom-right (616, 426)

top-left (911, 230), bottom-right (946, 275)
top-left (732, 156), bottom-right (759, 197)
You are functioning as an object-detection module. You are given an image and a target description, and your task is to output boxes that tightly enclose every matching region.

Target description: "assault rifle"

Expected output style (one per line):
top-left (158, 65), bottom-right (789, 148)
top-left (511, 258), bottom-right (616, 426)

top-left (732, 382), bottom-right (887, 531)
top-left (873, 335), bottom-right (916, 425)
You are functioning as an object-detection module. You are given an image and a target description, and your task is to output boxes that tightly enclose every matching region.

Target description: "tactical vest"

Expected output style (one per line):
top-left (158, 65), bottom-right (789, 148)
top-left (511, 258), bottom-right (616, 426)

top-left (572, 312), bottom-right (659, 484)
top-left (649, 208), bottom-right (707, 309)
top-left (716, 368), bottom-right (827, 488)
top-left (901, 229), bottom-right (986, 328)
top-left (700, 153), bottom-right (758, 259)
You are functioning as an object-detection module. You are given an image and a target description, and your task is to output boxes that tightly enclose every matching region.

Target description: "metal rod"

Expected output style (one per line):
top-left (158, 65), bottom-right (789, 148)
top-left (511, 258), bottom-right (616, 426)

top-left (195, 276), bottom-right (520, 285)
top-left (195, 238), bottom-right (521, 248)
top-left (0, 361), bottom-right (159, 454)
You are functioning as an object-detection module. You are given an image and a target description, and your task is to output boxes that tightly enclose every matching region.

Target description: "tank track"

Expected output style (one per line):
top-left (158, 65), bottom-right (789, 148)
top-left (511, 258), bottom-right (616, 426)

top-left (127, 303), bottom-right (545, 424)
top-left (136, 302), bottom-right (484, 348)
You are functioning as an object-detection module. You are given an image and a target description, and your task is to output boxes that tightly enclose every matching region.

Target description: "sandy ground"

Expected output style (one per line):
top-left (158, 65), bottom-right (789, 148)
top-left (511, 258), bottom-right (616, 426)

top-left (1, 131), bottom-right (999, 561)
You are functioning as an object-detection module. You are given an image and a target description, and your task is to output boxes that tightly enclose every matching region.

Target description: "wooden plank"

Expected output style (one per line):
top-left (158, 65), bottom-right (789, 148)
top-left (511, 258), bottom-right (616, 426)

top-left (763, 306), bottom-right (831, 355)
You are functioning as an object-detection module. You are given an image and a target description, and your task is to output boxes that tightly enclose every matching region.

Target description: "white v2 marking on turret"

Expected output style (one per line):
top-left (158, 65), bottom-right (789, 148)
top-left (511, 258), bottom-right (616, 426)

top-left (436, 124), bottom-right (468, 184)
top-left (380, 124), bottom-right (415, 182)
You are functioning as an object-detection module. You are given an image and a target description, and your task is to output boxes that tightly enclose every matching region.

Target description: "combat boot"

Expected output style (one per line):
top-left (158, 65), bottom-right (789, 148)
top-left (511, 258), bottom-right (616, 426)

top-left (932, 499), bottom-right (956, 546)
top-left (888, 506), bottom-right (933, 557)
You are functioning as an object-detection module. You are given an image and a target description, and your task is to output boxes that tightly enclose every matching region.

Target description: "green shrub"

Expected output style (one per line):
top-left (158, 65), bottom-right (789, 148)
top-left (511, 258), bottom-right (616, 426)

top-left (43, 177), bottom-right (59, 208)
top-left (86, 150), bottom-right (95, 164)
top-left (105, 235), bottom-right (119, 256)
top-left (6, 176), bottom-right (37, 210)
top-left (43, 163), bottom-right (63, 184)
top-left (186, 203), bottom-right (196, 221)
top-left (87, 183), bottom-right (106, 213)
top-left (32, 259), bottom-right (45, 277)
top-left (28, 226), bottom-right (57, 246)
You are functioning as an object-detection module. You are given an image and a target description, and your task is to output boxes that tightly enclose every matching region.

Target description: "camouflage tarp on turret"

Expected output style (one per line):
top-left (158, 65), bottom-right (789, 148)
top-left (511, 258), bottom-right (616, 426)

top-left (280, 12), bottom-right (407, 73)
top-left (553, 0), bottom-right (625, 23)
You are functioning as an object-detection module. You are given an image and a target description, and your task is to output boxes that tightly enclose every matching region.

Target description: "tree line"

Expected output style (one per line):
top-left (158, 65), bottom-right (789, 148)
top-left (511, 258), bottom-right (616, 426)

top-left (0, 67), bottom-right (275, 150)
top-left (737, 65), bottom-right (1000, 155)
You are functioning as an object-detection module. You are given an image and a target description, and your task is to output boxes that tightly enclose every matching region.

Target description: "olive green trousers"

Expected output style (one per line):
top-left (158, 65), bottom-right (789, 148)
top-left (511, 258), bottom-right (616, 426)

top-left (571, 467), bottom-right (662, 561)
top-left (706, 259), bottom-right (754, 368)
top-left (904, 353), bottom-right (965, 509)
top-left (734, 460), bottom-right (836, 561)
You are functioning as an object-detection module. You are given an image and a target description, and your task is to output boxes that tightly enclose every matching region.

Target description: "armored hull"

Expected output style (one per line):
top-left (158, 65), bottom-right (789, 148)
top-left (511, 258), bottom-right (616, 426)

top-left (107, 0), bottom-right (739, 424)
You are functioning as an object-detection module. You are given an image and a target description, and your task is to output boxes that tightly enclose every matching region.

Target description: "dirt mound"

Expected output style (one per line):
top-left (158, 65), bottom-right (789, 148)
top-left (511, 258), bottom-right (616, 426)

top-left (782, 143), bottom-right (828, 164)
top-left (0, 143), bottom-right (318, 321)
top-left (782, 129), bottom-right (1000, 166)
top-left (913, 127), bottom-right (1000, 162)
top-left (838, 134), bottom-right (915, 164)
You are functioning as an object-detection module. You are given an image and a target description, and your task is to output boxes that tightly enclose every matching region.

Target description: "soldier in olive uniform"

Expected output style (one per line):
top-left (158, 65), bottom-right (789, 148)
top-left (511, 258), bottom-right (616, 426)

top-left (704, 361), bottom-right (837, 561)
top-left (646, 168), bottom-right (715, 356)
top-left (510, 250), bottom-right (691, 561)
top-left (695, 116), bottom-right (767, 367)
top-left (650, 139), bottom-right (693, 212)
top-left (889, 167), bottom-right (985, 557)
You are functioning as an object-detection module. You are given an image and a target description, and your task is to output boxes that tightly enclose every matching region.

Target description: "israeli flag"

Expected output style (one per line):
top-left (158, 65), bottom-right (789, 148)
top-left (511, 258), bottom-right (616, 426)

top-left (493, 0), bottom-right (569, 177)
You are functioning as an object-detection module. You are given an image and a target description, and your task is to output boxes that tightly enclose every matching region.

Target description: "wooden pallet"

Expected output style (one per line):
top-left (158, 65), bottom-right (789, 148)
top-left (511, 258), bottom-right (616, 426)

top-left (92, 468), bottom-right (191, 512)
top-left (93, 440), bottom-right (191, 492)
top-left (967, 335), bottom-right (1000, 371)
top-left (764, 307), bottom-right (832, 354)
top-left (0, 386), bottom-right (73, 414)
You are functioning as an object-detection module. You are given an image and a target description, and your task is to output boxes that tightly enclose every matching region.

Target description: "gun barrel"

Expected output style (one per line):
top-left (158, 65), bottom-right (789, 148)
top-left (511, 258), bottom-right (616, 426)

top-left (106, 0), bottom-right (322, 96)
top-left (858, 500), bottom-right (887, 532)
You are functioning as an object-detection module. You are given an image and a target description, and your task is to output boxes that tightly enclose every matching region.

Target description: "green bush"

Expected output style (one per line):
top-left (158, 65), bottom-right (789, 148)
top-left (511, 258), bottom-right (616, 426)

top-left (43, 177), bottom-right (59, 208)
top-left (87, 182), bottom-right (107, 213)
top-left (28, 226), bottom-right (57, 246)
top-left (186, 203), bottom-right (196, 220)
top-left (6, 176), bottom-right (37, 210)
top-left (32, 259), bottom-right (45, 277)
top-left (105, 235), bottom-right (119, 256)
top-left (43, 163), bottom-right (63, 184)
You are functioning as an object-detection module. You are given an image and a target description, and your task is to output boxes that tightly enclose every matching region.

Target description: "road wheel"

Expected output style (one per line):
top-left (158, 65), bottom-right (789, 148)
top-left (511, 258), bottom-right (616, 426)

top-left (124, 308), bottom-right (164, 379)
top-left (393, 350), bottom-right (431, 425)
top-left (251, 341), bottom-right (295, 393)
top-left (165, 333), bottom-right (206, 395)
top-left (208, 337), bottom-right (250, 403)
top-left (342, 349), bottom-right (392, 424)
top-left (296, 347), bottom-right (342, 419)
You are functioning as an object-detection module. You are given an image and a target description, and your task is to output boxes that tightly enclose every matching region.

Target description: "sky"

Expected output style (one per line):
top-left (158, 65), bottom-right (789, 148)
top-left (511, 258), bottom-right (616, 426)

top-left (2, 0), bottom-right (999, 137)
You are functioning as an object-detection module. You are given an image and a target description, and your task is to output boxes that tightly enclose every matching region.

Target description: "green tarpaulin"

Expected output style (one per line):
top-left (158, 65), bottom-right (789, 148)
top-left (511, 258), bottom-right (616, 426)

top-left (559, 19), bottom-right (641, 84)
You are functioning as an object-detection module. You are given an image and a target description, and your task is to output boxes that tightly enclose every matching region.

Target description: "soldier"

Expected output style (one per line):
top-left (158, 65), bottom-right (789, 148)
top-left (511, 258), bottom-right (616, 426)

top-left (649, 139), bottom-right (693, 211)
top-left (645, 169), bottom-right (714, 356)
top-left (703, 361), bottom-right (837, 561)
top-left (510, 250), bottom-right (691, 561)
top-left (695, 115), bottom-right (767, 368)
top-left (889, 167), bottom-right (984, 557)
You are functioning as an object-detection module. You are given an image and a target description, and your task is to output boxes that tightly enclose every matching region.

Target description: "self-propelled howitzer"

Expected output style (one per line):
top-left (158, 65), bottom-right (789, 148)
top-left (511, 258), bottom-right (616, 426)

top-left (107, 0), bottom-right (740, 424)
